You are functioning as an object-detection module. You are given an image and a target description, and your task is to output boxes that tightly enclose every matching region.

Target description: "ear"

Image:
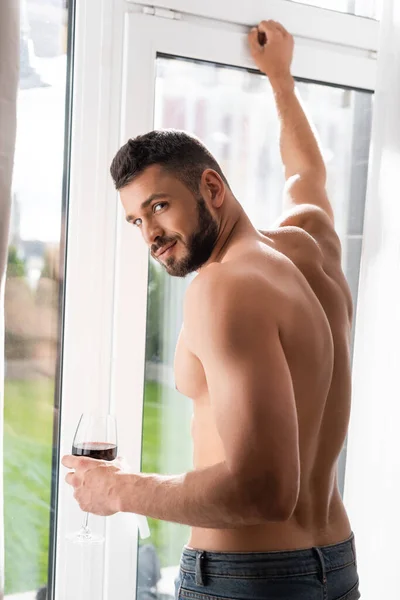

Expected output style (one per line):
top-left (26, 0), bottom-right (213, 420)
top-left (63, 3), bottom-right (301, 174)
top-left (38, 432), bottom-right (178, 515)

top-left (201, 169), bottom-right (226, 208)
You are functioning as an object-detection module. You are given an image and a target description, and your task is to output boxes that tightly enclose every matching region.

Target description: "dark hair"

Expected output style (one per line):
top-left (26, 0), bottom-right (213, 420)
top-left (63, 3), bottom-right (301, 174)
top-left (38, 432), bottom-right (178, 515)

top-left (110, 129), bottom-right (230, 194)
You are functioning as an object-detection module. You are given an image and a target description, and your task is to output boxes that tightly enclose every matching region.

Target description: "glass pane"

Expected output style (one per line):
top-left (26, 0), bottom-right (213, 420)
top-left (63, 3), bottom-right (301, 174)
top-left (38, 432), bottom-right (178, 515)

top-left (289, 0), bottom-right (382, 19)
top-left (4, 0), bottom-right (70, 597)
top-left (138, 56), bottom-right (372, 598)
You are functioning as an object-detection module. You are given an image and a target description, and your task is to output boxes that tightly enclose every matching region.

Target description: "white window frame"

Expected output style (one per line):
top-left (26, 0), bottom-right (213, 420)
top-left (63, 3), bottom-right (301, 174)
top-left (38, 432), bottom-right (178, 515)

top-left (130, 0), bottom-right (379, 52)
top-left (56, 1), bottom-right (379, 599)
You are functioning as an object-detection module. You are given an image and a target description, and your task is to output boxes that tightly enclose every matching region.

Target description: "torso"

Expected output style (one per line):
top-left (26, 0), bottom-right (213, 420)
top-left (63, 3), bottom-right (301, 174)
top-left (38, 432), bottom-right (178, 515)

top-left (174, 225), bottom-right (353, 552)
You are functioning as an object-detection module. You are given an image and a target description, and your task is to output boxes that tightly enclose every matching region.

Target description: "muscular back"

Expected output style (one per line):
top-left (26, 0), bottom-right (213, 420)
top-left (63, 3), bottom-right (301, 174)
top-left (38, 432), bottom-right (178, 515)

top-left (179, 205), bottom-right (354, 552)
top-left (266, 214), bottom-right (353, 535)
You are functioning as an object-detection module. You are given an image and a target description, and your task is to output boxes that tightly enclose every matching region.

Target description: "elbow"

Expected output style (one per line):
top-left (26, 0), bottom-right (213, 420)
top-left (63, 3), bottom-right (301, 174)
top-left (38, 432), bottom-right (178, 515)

top-left (237, 471), bottom-right (300, 523)
top-left (270, 495), bottom-right (298, 522)
top-left (285, 166), bottom-right (327, 189)
top-left (269, 475), bottom-right (300, 522)
top-left (256, 490), bottom-right (298, 523)
top-left (310, 164), bottom-right (327, 188)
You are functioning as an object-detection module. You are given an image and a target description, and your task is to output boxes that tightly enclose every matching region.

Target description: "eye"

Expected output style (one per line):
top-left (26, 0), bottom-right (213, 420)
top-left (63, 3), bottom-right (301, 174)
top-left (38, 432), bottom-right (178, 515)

top-left (132, 202), bottom-right (167, 227)
top-left (153, 202), bottom-right (166, 213)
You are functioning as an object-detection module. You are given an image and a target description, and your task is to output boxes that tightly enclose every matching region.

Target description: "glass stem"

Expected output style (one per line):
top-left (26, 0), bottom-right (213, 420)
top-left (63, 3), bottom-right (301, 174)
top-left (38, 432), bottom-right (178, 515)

top-left (82, 512), bottom-right (89, 531)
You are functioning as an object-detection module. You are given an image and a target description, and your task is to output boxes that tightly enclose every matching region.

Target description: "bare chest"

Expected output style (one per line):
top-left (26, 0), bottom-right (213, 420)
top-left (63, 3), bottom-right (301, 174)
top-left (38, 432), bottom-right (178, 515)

top-left (174, 327), bottom-right (225, 467)
top-left (174, 327), bottom-right (208, 400)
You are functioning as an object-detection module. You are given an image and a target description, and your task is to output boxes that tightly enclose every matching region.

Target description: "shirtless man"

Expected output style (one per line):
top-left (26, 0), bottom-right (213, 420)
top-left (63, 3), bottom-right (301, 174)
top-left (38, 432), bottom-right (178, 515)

top-left (63, 20), bottom-right (360, 600)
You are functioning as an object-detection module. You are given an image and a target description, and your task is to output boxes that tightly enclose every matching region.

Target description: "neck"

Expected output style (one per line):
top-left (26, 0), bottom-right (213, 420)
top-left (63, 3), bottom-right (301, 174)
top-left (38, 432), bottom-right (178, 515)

top-left (198, 207), bottom-right (259, 272)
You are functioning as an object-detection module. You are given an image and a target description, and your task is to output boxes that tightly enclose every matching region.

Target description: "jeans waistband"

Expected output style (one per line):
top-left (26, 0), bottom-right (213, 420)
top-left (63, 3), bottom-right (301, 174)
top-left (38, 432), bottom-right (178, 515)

top-left (180, 533), bottom-right (356, 580)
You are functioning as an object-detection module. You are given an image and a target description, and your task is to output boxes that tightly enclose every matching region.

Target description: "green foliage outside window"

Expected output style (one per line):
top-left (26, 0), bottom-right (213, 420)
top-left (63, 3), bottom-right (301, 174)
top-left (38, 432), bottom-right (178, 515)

top-left (7, 245), bottom-right (26, 278)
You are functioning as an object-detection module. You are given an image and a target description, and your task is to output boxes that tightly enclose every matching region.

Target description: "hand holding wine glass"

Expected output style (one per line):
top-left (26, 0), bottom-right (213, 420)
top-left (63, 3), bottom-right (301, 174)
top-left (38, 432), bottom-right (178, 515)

top-left (68, 413), bottom-right (118, 543)
top-left (64, 412), bottom-right (150, 542)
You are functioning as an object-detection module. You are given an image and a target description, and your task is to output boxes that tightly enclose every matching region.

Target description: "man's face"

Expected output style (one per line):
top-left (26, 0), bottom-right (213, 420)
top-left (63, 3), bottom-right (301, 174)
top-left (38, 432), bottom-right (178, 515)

top-left (120, 165), bottom-right (219, 277)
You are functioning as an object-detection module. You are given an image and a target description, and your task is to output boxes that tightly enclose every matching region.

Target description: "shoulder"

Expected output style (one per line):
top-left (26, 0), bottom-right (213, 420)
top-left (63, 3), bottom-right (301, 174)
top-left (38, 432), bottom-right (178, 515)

top-left (186, 262), bottom-right (276, 305)
top-left (274, 204), bottom-right (342, 265)
top-left (275, 203), bottom-right (335, 234)
top-left (183, 264), bottom-right (284, 361)
top-left (183, 263), bottom-right (281, 337)
top-left (273, 205), bottom-right (353, 321)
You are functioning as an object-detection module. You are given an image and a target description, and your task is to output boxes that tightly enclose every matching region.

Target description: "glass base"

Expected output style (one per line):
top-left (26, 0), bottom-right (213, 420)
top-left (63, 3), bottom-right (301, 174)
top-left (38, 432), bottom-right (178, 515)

top-left (66, 526), bottom-right (104, 544)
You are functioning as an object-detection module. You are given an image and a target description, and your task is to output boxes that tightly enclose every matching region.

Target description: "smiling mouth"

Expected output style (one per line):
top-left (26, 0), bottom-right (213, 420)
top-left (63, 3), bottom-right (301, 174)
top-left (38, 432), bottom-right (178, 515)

top-left (158, 241), bottom-right (177, 258)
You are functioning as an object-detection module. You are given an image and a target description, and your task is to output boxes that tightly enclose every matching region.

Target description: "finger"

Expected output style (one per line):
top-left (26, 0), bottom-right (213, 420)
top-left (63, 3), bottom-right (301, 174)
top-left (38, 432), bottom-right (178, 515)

top-left (62, 455), bottom-right (79, 469)
top-left (114, 456), bottom-right (129, 471)
top-left (257, 22), bottom-right (280, 44)
top-left (62, 455), bottom-right (100, 471)
top-left (248, 27), bottom-right (260, 41)
top-left (65, 472), bottom-right (79, 487)
top-left (248, 28), bottom-right (263, 55)
top-left (265, 21), bottom-right (284, 37)
top-left (258, 20), bottom-right (278, 34)
top-left (73, 491), bottom-right (84, 509)
top-left (271, 21), bottom-right (290, 36)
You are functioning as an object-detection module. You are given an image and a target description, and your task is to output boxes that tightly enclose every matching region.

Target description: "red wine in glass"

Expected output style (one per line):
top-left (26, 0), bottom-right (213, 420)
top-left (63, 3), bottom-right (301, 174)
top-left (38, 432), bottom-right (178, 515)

top-left (72, 442), bottom-right (118, 461)
top-left (67, 413), bottom-right (117, 544)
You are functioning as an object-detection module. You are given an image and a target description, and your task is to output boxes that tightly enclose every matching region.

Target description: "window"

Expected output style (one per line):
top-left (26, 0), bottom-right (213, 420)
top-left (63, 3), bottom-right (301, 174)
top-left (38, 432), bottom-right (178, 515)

top-left (290, 0), bottom-right (382, 19)
top-left (38, 3), bottom-right (378, 598)
top-left (4, 0), bottom-right (71, 597)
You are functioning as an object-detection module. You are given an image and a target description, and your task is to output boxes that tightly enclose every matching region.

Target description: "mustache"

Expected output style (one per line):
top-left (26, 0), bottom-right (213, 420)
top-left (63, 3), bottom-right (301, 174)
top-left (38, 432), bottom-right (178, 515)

top-left (152, 238), bottom-right (177, 253)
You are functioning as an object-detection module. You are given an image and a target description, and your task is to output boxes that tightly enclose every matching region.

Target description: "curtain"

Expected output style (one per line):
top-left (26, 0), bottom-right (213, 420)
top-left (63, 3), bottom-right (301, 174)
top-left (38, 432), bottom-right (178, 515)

top-left (344, 0), bottom-right (400, 598)
top-left (0, 1), bottom-right (20, 596)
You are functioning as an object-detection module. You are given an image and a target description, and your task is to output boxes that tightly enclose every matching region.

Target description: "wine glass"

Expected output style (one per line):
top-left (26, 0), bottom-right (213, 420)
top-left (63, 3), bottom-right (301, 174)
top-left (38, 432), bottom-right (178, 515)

top-left (67, 413), bottom-right (117, 543)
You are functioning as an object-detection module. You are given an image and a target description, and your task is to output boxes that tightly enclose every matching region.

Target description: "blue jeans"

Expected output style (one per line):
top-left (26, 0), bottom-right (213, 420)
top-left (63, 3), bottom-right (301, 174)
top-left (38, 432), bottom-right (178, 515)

top-left (175, 533), bottom-right (360, 600)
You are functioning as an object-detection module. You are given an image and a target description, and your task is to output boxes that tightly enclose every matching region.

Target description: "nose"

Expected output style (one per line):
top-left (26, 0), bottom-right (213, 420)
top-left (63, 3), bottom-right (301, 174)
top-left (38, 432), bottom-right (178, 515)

top-left (141, 220), bottom-right (163, 246)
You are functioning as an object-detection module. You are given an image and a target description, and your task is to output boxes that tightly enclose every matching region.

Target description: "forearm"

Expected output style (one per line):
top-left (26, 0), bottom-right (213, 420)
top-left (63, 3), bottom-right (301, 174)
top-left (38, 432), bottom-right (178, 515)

top-left (270, 75), bottom-right (326, 184)
top-left (116, 461), bottom-right (281, 528)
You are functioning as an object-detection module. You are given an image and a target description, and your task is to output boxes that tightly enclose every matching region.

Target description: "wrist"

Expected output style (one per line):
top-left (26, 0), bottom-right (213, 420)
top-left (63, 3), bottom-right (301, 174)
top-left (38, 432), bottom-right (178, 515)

top-left (269, 73), bottom-right (295, 93)
top-left (114, 472), bottom-right (135, 513)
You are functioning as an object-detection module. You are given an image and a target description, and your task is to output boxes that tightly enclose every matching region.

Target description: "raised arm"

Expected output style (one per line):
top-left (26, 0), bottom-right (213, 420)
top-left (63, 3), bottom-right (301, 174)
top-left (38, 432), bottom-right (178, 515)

top-left (248, 20), bottom-right (334, 222)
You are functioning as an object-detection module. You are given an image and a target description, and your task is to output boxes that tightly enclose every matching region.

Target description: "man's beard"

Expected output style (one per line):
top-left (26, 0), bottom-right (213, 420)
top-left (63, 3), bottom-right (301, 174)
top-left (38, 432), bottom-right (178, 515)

top-left (160, 194), bottom-right (219, 278)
